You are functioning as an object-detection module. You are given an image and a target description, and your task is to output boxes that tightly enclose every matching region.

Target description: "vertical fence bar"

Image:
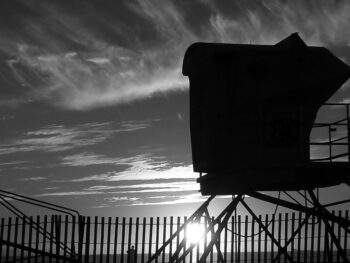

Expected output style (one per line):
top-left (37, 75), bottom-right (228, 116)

top-left (5, 217), bottom-right (11, 263)
top-left (304, 213), bottom-right (308, 262)
top-left (169, 217), bottom-right (173, 263)
top-left (64, 215), bottom-right (69, 263)
top-left (237, 215), bottom-right (241, 263)
top-left (70, 216), bottom-right (76, 263)
top-left (141, 217), bottom-right (147, 263)
top-left (231, 216), bottom-right (234, 263)
top-left (162, 217), bottom-right (166, 263)
top-left (310, 215), bottom-right (315, 263)
top-left (210, 216), bottom-right (214, 263)
top-left (175, 216), bottom-right (181, 262)
top-left (93, 216), bottom-right (98, 263)
top-left (13, 217), bottom-right (19, 262)
top-left (72, 216), bottom-right (78, 263)
top-left (317, 215), bottom-right (321, 263)
top-left (106, 217), bottom-right (112, 263)
top-left (141, 217), bottom-right (146, 263)
top-left (128, 217), bottom-right (133, 263)
top-left (264, 214), bottom-right (268, 263)
top-left (28, 216), bottom-right (33, 263)
top-left (176, 217), bottom-right (180, 259)
top-left (155, 217), bottom-right (159, 263)
top-left (297, 213), bottom-right (301, 263)
top-left (258, 215), bottom-right (262, 263)
top-left (85, 216), bottom-right (91, 263)
top-left (148, 217), bottom-right (153, 262)
top-left (121, 217), bottom-right (126, 263)
top-left (42, 216), bottom-right (47, 263)
top-left (284, 213), bottom-right (288, 263)
top-left (290, 213), bottom-right (295, 262)
top-left (244, 215), bottom-right (248, 263)
top-left (55, 215), bottom-right (62, 262)
top-left (277, 213), bottom-right (282, 263)
top-left (337, 211), bottom-right (342, 262)
top-left (20, 216), bottom-right (26, 262)
top-left (184, 216), bottom-right (187, 263)
top-left (78, 216), bottom-right (85, 263)
top-left (0, 218), bottom-right (4, 263)
top-left (135, 218), bottom-right (140, 263)
top-left (330, 211), bottom-right (335, 261)
top-left (251, 217), bottom-right (255, 263)
top-left (344, 211), bottom-right (348, 256)
top-left (100, 216), bottom-right (105, 263)
top-left (35, 216), bottom-right (40, 263)
top-left (113, 217), bottom-right (119, 263)
top-left (271, 214), bottom-right (275, 261)
top-left (224, 219), bottom-right (228, 263)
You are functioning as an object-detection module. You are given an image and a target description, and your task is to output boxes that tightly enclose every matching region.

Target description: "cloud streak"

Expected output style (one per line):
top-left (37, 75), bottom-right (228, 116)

top-left (0, 120), bottom-right (155, 155)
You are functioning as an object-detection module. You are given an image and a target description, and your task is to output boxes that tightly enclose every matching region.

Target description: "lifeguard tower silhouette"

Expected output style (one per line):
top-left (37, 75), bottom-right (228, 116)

top-left (148, 33), bottom-right (350, 263)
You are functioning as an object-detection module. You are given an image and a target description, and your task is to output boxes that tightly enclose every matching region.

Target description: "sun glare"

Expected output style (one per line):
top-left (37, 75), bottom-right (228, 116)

top-left (185, 222), bottom-right (205, 244)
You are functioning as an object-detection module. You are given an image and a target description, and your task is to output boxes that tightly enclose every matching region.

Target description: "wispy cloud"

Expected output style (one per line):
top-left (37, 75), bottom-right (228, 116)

top-left (86, 181), bottom-right (198, 193)
top-left (68, 161), bottom-right (196, 182)
top-left (0, 120), bottom-right (156, 155)
top-left (4, 1), bottom-right (350, 110)
top-left (37, 191), bottom-right (103, 197)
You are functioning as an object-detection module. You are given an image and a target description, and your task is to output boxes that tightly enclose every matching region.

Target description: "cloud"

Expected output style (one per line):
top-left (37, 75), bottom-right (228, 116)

top-left (68, 161), bottom-right (196, 182)
top-left (37, 191), bottom-right (103, 197)
top-left (127, 193), bottom-right (205, 206)
top-left (209, 1), bottom-right (350, 46)
top-left (2, 1), bottom-right (350, 110)
top-left (0, 120), bottom-right (155, 155)
top-left (85, 181), bottom-right (199, 193)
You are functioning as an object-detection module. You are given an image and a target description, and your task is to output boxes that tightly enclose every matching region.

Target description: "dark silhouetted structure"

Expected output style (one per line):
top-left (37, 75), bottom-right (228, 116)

top-left (183, 33), bottom-right (350, 194)
top-left (148, 34), bottom-right (350, 263)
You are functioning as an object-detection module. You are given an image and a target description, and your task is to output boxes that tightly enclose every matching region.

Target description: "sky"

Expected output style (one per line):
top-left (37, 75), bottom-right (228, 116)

top-left (1, 0), bottom-right (350, 218)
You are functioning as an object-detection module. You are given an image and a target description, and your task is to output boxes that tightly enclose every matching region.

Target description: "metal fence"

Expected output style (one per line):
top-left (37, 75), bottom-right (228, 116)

top-left (0, 211), bottom-right (349, 262)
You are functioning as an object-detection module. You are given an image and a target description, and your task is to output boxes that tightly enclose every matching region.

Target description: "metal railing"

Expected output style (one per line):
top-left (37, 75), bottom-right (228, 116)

top-left (310, 103), bottom-right (350, 162)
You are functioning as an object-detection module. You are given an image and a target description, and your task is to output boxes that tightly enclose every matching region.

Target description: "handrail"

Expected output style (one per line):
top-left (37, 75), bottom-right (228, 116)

top-left (310, 103), bottom-right (350, 163)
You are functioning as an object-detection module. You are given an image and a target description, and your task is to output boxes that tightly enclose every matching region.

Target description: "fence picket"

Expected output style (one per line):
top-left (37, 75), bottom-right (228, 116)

top-left (127, 217), bottom-right (133, 263)
top-left (121, 217), bottom-right (126, 263)
top-left (13, 217), bottom-right (19, 262)
top-left (85, 216), bottom-right (91, 263)
top-left (100, 216), bottom-right (105, 263)
top-left (28, 216), bottom-right (33, 263)
top-left (141, 217), bottom-right (146, 263)
top-left (113, 217), bottom-right (119, 263)
top-left (35, 216), bottom-right (40, 263)
top-left (106, 217), bottom-right (112, 263)
top-left (5, 217), bottom-right (11, 263)
top-left (93, 216), bottom-right (98, 263)
top-left (162, 217), bottom-right (166, 263)
top-left (135, 217), bottom-right (140, 263)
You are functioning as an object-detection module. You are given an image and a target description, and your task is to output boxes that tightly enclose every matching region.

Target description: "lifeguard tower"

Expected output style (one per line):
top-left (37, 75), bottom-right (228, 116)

top-left (149, 33), bottom-right (350, 262)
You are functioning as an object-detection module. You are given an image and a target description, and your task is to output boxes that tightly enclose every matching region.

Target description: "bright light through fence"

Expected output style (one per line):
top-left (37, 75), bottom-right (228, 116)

top-left (185, 222), bottom-right (205, 244)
